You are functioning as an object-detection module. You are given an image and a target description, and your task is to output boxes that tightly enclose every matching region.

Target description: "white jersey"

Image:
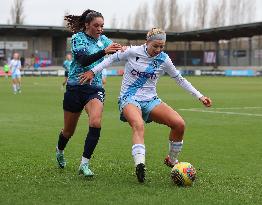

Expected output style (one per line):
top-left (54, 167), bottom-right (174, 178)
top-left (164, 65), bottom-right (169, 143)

top-left (92, 44), bottom-right (203, 101)
top-left (9, 59), bottom-right (21, 74)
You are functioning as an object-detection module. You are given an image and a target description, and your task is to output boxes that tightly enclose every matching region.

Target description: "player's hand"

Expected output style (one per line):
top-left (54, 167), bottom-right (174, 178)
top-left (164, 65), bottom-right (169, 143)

top-left (79, 70), bottom-right (95, 85)
top-left (105, 43), bottom-right (122, 54)
top-left (199, 96), bottom-right (212, 107)
top-left (121, 46), bottom-right (129, 52)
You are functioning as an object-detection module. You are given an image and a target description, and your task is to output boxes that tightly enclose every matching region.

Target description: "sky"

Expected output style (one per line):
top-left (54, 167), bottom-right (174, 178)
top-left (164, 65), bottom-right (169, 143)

top-left (0, 0), bottom-right (262, 29)
top-left (0, 0), bottom-right (152, 28)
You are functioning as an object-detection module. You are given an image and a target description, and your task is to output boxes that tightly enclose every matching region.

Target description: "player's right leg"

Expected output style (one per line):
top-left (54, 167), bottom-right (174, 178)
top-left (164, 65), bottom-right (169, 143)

top-left (122, 103), bottom-right (146, 183)
top-left (12, 78), bottom-right (17, 94)
top-left (56, 85), bottom-right (83, 168)
top-left (56, 110), bottom-right (81, 169)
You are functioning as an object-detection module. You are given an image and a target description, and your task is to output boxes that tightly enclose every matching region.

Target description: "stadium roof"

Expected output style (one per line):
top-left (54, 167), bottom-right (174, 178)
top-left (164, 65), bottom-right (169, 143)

top-left (0, 22), bottom-right (262, 41)
top-left (0, 24), bottom-right (69, 37)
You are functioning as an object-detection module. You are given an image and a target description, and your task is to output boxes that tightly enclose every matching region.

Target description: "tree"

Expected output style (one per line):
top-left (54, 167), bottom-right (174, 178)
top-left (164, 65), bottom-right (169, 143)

top-left (125, 14), bottom-right (133, 29)
top-left (139, 2), bottom-right (150, 30)
top-left (242, 0), bottom-right (256, 23)
top-left (195, 0), bottom-right (208, 29)
top-left (229, 0), bottom-right (256, 25)
top-left (10, 0), bottom-right (25, 25)
top-left (183, 3), bottom-right (193, 31)
top-left (209, 3), bottom-right (220, 28)
top-left (131, 2), bottom-right (150, 30)
top-left (209, 0), bottom-right (226, 28)
top-left (132, 8), bottom-right (142, 30)
top-left (110, 14), bottom-right (118, 29)
top-left (218, 0), bottom-right (227, 26)
top-left (229, 0), bottom-right (242, 25)
top-left (62, 10), bottom-right (70, 27)
top-left (167, 0), bottom-right (183, 32)
top-left (153, 0), bottom-right (168, 30)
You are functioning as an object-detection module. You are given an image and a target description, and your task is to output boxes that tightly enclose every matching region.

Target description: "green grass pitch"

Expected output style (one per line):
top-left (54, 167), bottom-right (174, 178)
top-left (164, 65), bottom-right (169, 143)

top-left (0, 76), bottom-right (261, 204)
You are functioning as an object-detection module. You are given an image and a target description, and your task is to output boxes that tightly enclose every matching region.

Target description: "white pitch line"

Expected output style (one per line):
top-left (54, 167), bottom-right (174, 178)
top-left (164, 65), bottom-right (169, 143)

top-left (181, 107), bottom-right (262, 110)
top-left (207, 107), bottom-right (262, 110)
top-left (179, 108), bottom-right (262, 117)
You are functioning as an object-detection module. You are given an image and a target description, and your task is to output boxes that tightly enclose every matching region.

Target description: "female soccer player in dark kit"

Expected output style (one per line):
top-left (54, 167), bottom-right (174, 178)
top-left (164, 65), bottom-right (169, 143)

top-left (55, 9), bottom-right (122, 177)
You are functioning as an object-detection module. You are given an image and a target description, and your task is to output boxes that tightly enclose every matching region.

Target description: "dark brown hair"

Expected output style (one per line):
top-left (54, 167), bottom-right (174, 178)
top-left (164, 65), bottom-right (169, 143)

top-left (64, 9), bottom-right (104, 33)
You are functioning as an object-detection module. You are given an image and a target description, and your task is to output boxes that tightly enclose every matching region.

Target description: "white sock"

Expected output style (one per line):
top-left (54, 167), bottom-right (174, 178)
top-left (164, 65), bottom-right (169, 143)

top-left (56, 146), bottom-right (64, 154)
top-left (13, 84), bottom-right (17, 92)
top-left (132, 144), bottom-right (145, 166)
top-left (81, 156), bottom-right (89, 165)
top-left (169, 140), bottom-right (183, 164)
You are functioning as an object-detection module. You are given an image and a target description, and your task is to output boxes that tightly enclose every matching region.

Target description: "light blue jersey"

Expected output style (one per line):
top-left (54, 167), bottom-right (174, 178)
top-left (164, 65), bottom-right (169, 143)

top-left (67, 31), bottom-right (112, 87)
top-left (63, 60), bottom-right (72, 72)
top-left (9, 59), bottom-right (21, 79)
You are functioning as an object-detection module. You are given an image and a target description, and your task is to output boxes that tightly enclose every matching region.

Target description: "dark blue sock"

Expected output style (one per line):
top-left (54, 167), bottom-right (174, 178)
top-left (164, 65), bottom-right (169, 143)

top-left (57, 132), bottom-right (70, 151)
top-left (83, 127), bottom-right (101, 159)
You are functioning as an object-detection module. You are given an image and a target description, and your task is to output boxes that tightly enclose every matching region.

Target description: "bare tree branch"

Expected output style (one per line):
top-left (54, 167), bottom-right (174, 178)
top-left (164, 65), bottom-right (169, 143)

top-left (10, 0), bottom-right (25, 25)
top-left (167, 0), bottom-right (183, 32)
top-left (195, 0), bottom-right (208, 29)
top-left (110, 14), bottom-right (118, 29)
top-left (153, 0), bottom-right (168, 30)
top-left (209, 0), bottom-right (226, 27)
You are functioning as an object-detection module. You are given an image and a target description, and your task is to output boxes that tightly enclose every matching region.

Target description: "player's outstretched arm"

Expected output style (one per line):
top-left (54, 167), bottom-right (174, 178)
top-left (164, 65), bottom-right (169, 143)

top-left (79, 45), bottom-right (130, 84)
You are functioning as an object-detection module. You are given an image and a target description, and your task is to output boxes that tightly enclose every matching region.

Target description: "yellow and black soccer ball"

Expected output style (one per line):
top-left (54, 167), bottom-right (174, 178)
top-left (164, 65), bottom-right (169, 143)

top-left (171, 162), bottom-right (196, 186)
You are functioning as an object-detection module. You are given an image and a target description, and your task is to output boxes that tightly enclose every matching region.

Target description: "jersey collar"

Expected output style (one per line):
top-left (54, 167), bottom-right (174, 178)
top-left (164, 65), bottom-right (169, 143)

top-left (83, 31), bottom-right (99, 42)
top-left (143, 44), bottom-right (161, 59)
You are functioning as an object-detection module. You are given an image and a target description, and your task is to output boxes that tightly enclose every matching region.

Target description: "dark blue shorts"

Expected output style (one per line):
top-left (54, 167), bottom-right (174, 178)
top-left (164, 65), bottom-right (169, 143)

top-left (63, 84), bottom-right (105, 113)
top-left (65, 71), bottom-right (69, 77)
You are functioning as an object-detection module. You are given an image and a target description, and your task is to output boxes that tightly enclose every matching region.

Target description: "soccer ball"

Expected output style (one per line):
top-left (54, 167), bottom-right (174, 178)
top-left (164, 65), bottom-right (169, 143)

top-left (171, 162), bottom-right (196, 186)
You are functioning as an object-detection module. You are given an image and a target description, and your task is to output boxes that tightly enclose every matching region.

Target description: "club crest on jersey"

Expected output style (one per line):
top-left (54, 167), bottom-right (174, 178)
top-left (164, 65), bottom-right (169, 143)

top-left (152, 60), bottom-right (159, 69)
top-left (131, 69), bottom-right (157, 79)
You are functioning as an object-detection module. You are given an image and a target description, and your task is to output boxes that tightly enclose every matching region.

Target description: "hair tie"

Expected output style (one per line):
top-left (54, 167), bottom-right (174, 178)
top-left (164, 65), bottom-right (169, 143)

top-left (147, 33), bottom-right (166, 41)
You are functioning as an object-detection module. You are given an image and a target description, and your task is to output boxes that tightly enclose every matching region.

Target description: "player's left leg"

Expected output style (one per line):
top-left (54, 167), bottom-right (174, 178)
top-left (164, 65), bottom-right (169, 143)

top-left (149, 102), bottom-right (185, 167)
top-left (17, 76), bottom-right (22, 93)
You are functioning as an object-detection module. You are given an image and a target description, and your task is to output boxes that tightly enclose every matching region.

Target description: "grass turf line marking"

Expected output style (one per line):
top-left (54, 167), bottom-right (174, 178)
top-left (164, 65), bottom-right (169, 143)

top-left (179, 108), bottom-right (262, 117)
top-left (207, 107), bottom-right (262, 110)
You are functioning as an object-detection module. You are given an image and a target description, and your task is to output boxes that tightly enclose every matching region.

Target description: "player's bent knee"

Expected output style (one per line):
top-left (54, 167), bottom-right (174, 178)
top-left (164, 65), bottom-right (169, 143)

top-left (89, 119), bottom-right (102, 128)
top-left (170, 119), bottom-right (185, 131)
top-left (131, 121), bottom-right (144, 132)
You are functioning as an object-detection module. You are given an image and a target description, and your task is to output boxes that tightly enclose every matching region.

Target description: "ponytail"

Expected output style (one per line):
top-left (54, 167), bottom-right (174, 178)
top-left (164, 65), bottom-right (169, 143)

top-left (64, 9), bottom-right (103, 33)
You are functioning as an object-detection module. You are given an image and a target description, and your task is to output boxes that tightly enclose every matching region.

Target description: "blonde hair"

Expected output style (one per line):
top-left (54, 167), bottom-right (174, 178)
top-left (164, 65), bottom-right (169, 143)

top-left (146, 28), bottom-right (166, 41)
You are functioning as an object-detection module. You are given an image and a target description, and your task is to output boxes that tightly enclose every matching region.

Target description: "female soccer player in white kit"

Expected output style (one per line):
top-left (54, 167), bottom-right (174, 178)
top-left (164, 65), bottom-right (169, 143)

top-left (80, 28), bottom-right (212, 183)
top-left (9, 52), bottom-right (22, 94)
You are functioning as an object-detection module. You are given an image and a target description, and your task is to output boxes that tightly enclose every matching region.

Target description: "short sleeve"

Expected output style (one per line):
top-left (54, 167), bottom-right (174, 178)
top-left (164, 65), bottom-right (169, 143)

top-left (101, 35), bottom-right (113, 48)
top-left (71, 34), bottom-right (86, 53)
